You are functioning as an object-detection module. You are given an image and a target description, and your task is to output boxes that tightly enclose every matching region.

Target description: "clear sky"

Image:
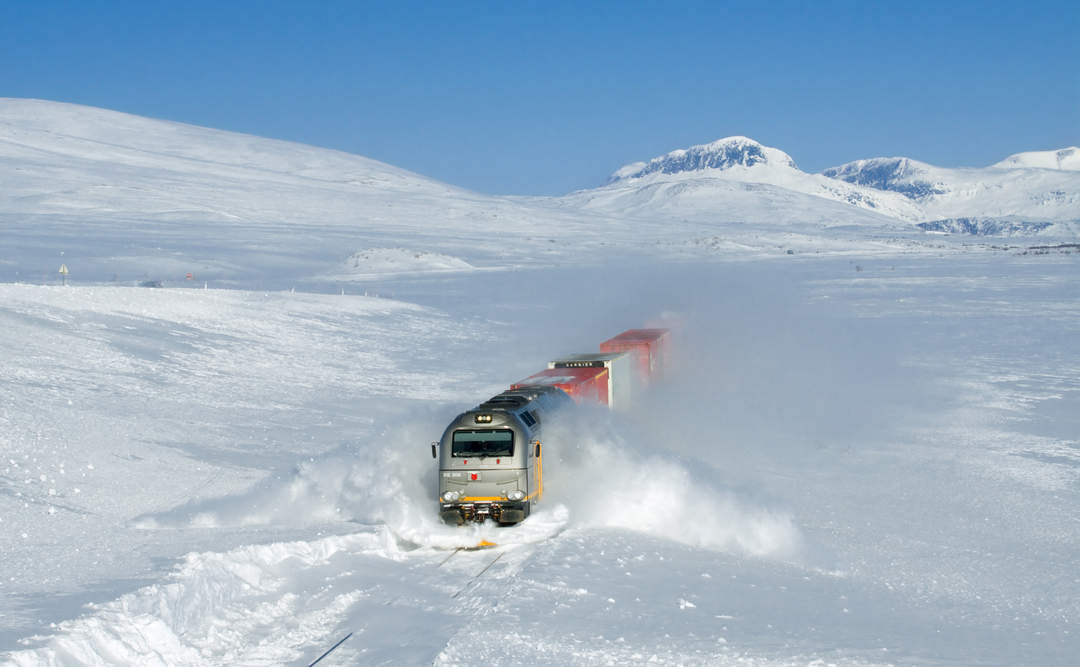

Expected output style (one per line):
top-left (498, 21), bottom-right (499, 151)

top-left (2, 0), bottom-right (1077, 195)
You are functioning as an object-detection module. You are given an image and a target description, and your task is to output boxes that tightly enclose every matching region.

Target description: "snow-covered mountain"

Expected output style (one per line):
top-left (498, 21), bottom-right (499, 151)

top-left (993, 146), bottom-right (1080, 171)
top-left (579, 135), bottom-right (1078, 235)
top-left (590, 136), bottom-right (925, 223)
top-left (820, 157), bottom-right (945, 200)
top-left (823, 150), bottom-right (1080, 224)
top-left (609, 136), bottom-right (798, 179)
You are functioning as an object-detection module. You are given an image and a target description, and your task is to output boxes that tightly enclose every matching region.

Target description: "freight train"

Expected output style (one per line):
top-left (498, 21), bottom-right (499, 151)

top-left (432, 328), bottom-right (670, 525)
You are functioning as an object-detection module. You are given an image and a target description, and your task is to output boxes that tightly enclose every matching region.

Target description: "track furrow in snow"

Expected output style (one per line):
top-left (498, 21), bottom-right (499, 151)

top-left (450, 551), bottom-right (505, 599)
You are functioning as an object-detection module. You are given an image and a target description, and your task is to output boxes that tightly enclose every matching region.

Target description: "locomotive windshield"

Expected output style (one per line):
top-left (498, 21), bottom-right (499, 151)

top-left (452, 429), bottom-right (514, 457)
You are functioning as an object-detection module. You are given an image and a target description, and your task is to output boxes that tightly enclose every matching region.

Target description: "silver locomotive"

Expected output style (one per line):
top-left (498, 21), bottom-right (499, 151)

top-left (432, 385), bottom-right (571, 525)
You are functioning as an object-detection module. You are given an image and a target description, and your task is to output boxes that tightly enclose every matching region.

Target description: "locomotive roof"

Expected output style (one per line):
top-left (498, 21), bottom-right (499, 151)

top-left (472, 385), bottom-right (565, 412)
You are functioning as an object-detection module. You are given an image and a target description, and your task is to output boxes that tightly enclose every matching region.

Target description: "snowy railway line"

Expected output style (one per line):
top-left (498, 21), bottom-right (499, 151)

top-left (4, 526), bottom-right (538, 665)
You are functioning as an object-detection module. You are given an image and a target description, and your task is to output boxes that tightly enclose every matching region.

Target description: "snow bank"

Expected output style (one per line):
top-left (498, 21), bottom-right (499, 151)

top-left (331, 247), bottom-right (475, 279)
top-left (6, 531), bottom-right (393, 666)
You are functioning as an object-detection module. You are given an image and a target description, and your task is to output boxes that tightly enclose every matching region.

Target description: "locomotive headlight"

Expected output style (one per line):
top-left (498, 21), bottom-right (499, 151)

top-left (442, 490), bottom-right (461, 502)
top-left (507, 490), bottom-right (526, 501)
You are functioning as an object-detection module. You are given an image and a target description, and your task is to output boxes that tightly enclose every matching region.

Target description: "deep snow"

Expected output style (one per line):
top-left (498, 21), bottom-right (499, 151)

top-left (1, 100), bottom-right (1078, 665)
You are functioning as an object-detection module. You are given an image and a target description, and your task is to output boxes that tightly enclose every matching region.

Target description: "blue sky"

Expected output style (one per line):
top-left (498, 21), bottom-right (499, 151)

top-left (3, 1), bottom-right (1077, 195)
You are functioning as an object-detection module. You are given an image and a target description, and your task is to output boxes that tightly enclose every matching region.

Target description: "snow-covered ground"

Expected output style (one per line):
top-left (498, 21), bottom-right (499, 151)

top-left (1, 100), bottom-right (1078, 665)
top-left (3, 254), bottom-right (1077, 665)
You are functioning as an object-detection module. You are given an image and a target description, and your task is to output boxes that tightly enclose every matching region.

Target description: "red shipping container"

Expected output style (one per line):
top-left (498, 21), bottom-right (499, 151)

top-left (511, 367), bottom-right (609, 406)
top-left (599, 328), bottom-right (670, 385)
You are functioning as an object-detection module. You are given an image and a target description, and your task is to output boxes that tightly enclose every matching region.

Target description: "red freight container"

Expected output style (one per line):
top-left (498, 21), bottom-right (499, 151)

top-left (599, 328), bottom-right (670, 385)
top-left (511, 367), bottom-right (609, 406)
top-left (547, 352), bottom-right (632, 409)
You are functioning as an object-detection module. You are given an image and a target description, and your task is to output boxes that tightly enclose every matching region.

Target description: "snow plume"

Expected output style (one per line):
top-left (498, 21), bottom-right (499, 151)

top-left (133, 420), bottom-right (439, 531)
top-left (131, 416), bottom-right (566, 550)
top-left (133, 405), bottom-right (800, 558)
top-left (542, 409), bottom-right (806, 561)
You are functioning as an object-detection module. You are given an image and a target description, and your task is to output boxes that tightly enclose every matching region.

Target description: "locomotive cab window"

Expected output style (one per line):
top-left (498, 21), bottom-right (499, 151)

top-left (452, 429), bottom-right (514, 457)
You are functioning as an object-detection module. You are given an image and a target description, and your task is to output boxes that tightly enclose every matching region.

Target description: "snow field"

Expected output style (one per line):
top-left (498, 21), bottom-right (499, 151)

top-left (329, 248), bottom-right (476, 280)
top-left (3, 255), bottom-right (1078, 664)
top-left (0, 284), bottom-right (486, 642)
top-left (5, 531), bottom-right (401, 666)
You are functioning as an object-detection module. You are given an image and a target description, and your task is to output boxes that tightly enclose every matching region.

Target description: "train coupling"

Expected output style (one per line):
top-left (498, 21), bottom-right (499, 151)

top-left (440, 502), bottom-right (526, 525)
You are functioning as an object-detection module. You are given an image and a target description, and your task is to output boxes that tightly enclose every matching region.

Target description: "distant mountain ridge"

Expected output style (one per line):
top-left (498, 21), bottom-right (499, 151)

top-left (821, 149), bottom-right (1079, 224)
top-left (596, 134), bottom-right (1078, 232)
top-left (595, 136), bottom-right (927, 222)
top-left (0, 99), bottom-right (1076, 242)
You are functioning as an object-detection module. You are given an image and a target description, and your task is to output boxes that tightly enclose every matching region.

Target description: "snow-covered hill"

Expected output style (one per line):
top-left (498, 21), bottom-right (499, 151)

top-left (823, 151), bottom-right (1080, 225)
top-left (0, 98), bottom-right (457, 201)
top-left (0, 98), bottom-right (649, 284)
top-left (993, 146), bottom-right (1080, 171)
